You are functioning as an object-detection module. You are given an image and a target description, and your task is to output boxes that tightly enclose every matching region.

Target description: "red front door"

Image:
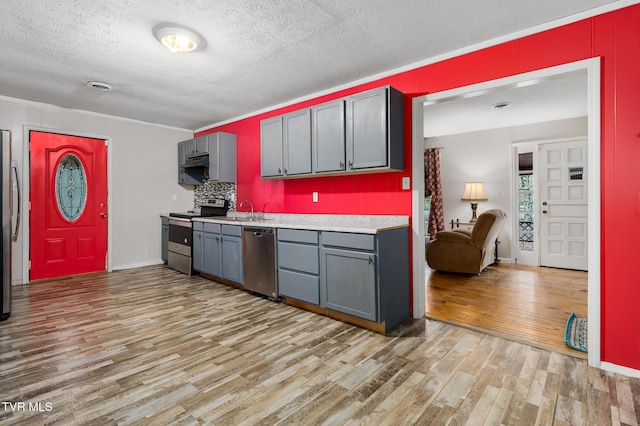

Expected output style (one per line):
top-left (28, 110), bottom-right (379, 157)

top-left (30, 131), bottom-right (108, 280)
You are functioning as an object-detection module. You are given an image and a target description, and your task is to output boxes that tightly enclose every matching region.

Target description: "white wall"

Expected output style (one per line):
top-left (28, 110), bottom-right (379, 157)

top-left (426, 116), bottom-right (587, 259)
top-left (0, 96), bottom-right (194, 283)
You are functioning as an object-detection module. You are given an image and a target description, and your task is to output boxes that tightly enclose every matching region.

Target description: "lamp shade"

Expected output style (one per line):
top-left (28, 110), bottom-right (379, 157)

top-left (461, 182), bottom-right (488, 202)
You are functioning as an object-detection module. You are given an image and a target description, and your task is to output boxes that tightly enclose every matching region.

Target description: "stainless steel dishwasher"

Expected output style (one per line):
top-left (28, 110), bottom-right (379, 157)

top-left (242, 227), bottom-right (277, 298)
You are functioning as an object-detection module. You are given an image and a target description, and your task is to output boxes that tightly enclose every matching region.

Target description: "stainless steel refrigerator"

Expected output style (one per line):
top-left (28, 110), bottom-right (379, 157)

top-left (1, 129), bottom-right (20, 321)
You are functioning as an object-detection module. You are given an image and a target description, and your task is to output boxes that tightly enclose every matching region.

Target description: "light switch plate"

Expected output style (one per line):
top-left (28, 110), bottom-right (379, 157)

top-left (312, 192), bottom-right (318, 202)
top-left (402, 177), bottom-right (410, 190)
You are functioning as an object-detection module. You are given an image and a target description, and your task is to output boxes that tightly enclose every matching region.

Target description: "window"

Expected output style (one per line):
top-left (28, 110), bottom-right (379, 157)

top-left (518, 153), bottom-right (534, 252)
top-left (55, 154), bottom-right (87, 222)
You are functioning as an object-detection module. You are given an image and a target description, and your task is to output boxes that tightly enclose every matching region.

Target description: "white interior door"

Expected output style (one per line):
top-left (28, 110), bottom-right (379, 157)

top-left (539, 139), bottom-right (588, 271)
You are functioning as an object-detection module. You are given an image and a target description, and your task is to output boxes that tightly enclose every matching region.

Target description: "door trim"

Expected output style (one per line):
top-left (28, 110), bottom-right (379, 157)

top-left (22, 126), bottom-right (113, 282)
top-left (411, 57), bottom-right (601, 368)
top-left (511, 136), bottom-right (588, 267)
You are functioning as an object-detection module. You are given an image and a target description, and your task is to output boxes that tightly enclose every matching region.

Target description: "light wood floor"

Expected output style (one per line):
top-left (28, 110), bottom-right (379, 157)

top-left (425, 262), bottom-right (588, 358)
top-left (1, 265), bottom-right (638, 425)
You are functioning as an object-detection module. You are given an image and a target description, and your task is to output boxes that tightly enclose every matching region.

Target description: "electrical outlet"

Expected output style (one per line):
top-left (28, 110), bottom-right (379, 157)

top-left (402, 177), bottom-right (410, 190)
top-left (172, 194), bottom-right (177, 201)
top-left (312, 192), bottom-right (318, 202)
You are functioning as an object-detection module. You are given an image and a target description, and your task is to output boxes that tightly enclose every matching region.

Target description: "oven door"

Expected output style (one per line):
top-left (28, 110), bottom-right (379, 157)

top-left (168, 218), bottom-right (192, 274)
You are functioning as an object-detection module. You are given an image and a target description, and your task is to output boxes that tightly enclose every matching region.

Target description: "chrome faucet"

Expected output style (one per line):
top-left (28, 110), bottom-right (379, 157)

top-left (239, 199), bottom-right (254, 221)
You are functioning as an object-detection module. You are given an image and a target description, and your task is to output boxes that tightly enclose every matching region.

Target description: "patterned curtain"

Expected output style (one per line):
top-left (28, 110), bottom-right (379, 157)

top-left (425, 148), bottom-right (445, 239)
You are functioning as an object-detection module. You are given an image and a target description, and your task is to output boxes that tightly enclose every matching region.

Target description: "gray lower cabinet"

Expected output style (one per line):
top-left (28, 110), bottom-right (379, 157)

top-left (322, 247), bottom-right (376, 321)
top-left (193, 222), bottom-right (243, 285)
top-left (203, 231), bottom-right (221, 277)
top-left (193, 221), bottom-right (204, 271)
top-left (277, 229), bottom-right (320, 305)
top-left (161, 216), bottom-right (169, 263)
top-left (221, 225), bottom-right (243, 284)
top-left (320, 228), bottom-right (410, 332)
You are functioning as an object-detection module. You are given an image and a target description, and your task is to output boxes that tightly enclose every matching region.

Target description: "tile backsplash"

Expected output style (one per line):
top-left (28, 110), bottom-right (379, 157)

top-left (194, 169), bottom-right (237, 210)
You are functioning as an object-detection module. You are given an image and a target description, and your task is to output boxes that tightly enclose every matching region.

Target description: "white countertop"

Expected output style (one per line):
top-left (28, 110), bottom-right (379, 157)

top-left (192, 213), bottom-right (409, 234)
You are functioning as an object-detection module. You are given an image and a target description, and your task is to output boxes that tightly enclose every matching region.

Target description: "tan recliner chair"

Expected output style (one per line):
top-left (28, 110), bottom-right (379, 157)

top-left (426, 209), bottom-right (507, 274)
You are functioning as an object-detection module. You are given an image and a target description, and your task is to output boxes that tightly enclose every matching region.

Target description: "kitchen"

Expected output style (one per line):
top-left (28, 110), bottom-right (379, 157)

top-left (162, 85), bottom-right (412, 333)
top-left (0, 3), bottom-right (640, 423)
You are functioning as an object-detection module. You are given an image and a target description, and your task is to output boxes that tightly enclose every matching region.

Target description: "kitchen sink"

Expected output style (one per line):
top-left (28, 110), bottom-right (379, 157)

top-left (214, 217), bottom-right (272, 222)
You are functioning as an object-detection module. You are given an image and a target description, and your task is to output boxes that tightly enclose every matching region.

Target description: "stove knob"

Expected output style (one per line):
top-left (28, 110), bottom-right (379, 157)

top-left (184, 238), bottom-right (188, 244)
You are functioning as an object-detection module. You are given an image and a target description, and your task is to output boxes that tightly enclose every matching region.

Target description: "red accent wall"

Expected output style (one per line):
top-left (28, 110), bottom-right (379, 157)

top-left (198, 5), bottom-right (640, 371)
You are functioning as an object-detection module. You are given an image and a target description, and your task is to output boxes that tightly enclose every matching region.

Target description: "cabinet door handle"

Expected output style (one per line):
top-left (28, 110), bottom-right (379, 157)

top-left (284, 168), bottom-right (288, 175)
top-left (348, 161), bottom-right (353, 170)
top-left (278, 168), bottom-right (282, 175)
top-left (368, 256), bottom-right (373, 264)
top-left (339, 161), bottom-right (344, 169)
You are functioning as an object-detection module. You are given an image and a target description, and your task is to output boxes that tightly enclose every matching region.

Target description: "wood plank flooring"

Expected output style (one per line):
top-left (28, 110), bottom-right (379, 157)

top-left (1, 265), bottom-right (637, 425)
top-left (426, 262), bottom-right (588, 358)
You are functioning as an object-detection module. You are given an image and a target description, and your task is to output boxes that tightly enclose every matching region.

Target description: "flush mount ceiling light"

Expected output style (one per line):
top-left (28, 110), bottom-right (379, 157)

top-left (490, 101), bottom-right (513, 110)
top-left (86, 81), bottom-right (113, 91)
top-left (154, 25), bottom-right (201, 53)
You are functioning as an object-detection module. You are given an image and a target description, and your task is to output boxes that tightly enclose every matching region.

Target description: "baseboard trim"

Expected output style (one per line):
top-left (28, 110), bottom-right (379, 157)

top-left (600, 362), bottom-right (640, 378)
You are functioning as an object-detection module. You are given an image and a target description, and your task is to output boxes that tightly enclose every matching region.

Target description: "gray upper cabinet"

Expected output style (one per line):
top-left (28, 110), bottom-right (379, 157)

top-left (178, 141), bottom-right (186, 166)
top-left (185, 137), bottom-right (208, 157)
top-left (346, 86), bottom-right (404, 172)
top-left (312, 100), bottom-right (346, 173)
top-left (208, 132), bottom-right (237, 182)
top-left (283, 109), bottom-right (312, 176)
top-left (178, 140), bottom-right (202, 185)
top-left (194, 136), bottom-right (209, 156)
top-left (177, 132), bottom-right (237, 184)
top-left (260, 116), bottom-right (284, 177)
top-left (260, 85), bottom-right (403, 179)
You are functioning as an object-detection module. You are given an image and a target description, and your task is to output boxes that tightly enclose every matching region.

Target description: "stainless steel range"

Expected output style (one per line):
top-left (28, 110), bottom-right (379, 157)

top-left (167, 198), bottom-right (229, 275)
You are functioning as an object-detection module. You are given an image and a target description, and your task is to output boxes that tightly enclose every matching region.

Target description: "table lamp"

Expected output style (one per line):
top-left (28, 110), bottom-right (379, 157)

top-left (461, 182), bottom-right (487, 222)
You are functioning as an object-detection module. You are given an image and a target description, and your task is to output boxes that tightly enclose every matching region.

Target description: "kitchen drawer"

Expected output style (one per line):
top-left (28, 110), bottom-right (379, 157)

top-left (277, 241), bottom-right (319, 274)
top-left (193, 221), bottom-right (203, 231)
top-left (221, 224), bottom-right (241, 237)
top-left (204, 223), bottom-right (221, 234)
top-left (321, 232), bottom-right (374, 251)
top-left (277, 228), bottom-right (318, 244)
top-left (278, 269), bottom-right (320, 305)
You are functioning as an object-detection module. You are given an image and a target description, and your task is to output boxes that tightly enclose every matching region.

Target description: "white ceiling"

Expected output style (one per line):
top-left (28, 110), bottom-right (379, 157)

top-left (423, 72), bottom-right (588, 137)
top-left (0, 0), bottom-right (623, 130)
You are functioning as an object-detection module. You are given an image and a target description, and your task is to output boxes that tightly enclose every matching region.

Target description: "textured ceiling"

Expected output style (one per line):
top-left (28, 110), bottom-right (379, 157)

top-left (0, 0), bottom-right (623, 130)
top-left (423, 72), bottom-right (588, 137)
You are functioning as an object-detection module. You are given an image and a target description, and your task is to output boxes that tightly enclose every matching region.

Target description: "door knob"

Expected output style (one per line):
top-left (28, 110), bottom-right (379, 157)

top-left (542, 201), bottom-right (548, 206)
top-left (100, 213), bottom-right (107, 218)
top-left (542, 210), bottom-right (548, 214)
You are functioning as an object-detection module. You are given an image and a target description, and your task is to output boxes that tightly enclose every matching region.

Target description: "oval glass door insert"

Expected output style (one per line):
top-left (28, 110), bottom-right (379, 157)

top-left (55, 154), bottom-right (87, 221)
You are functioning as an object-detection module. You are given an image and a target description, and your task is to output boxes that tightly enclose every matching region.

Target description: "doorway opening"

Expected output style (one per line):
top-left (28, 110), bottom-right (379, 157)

top-left (411, 58), bottom-right (600, 366)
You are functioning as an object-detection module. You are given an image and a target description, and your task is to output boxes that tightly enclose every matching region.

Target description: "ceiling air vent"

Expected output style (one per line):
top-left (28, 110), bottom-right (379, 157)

top-left (86, 81), bottom-right (114, 91)
top-left (490, 101), bottom-right (512, 110)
